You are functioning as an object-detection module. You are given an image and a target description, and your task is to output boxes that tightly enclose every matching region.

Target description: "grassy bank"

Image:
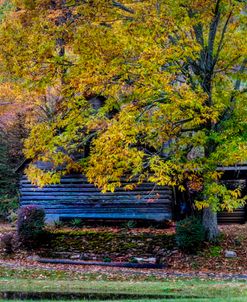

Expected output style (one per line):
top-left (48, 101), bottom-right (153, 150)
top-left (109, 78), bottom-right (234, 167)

top-left (0, 266), bottom-right (247, 301)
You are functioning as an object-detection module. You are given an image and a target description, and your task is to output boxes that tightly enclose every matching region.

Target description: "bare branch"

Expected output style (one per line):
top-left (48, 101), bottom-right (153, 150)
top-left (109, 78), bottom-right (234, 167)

top-left (213, 10), bottom-right (233, 67)
top-left (214, 55), bottom-right (242, 73)
top-left (180, 127), bottom-right (203, 132)
top-left (112, 1), bottom-right (134, 14)
top-left (0, 102), bottom-right (13, 106)
top-left (208, 0), bottom-right (221, 57)
top-left (208, 0), bottom-right (221, 66)
top-left (215, 58), bottom-right (247, 130)
top-left (173, 117), bottom-right (194, 126)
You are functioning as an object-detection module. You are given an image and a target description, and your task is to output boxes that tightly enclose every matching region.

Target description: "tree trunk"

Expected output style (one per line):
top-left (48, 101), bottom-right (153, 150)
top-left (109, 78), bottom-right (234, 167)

top-left (203, 206), bottom-right (219, 241)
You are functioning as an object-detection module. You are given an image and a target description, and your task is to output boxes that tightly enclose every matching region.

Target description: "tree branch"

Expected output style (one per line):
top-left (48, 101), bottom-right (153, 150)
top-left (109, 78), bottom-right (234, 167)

top-left (214, 58), bottom-right (247, 130)
top-left (112, 1), bottom-right (134, 14)
top-left (208, 0), bottom-right (221, 67)
top-left (213, 10), bottom-right (233, 67)
top-left (173, 117), bottom-right (194, 126)
top-left (0, 102), bottom-right (13, 106)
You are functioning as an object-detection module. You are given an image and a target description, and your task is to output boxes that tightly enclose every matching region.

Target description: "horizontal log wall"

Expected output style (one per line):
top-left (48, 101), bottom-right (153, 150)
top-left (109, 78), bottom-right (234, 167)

top-left (20, 175), bottom-right (173, 223)
top-left (217, 179), bottom-right (247, 224)
top-left (217, 207), bottom-right (246, 224)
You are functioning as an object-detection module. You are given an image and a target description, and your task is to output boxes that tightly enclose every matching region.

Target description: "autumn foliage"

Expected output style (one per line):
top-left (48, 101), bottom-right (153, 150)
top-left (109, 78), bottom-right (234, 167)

top-left (0, 0), bottom-right (246, 221)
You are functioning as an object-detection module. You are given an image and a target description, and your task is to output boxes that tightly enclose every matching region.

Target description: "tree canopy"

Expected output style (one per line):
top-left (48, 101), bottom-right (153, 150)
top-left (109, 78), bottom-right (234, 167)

top-left (0, 1), bottom-right (246, 231)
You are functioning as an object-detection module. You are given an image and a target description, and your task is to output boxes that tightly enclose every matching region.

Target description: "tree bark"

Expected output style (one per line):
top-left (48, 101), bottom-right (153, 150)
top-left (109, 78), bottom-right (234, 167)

top-left (203, 206), bottom-right (219, 241)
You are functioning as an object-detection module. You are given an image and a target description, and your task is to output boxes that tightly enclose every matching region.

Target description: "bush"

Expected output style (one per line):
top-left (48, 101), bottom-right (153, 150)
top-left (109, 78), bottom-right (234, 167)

top-left (0, 197), bottom-right (18, 221)
top-left (0, 232), bottom-right (14, 254)
top-left (17, 205), bottom-right (45, 247)
top-left (175, 216), bottom-right (205, 253)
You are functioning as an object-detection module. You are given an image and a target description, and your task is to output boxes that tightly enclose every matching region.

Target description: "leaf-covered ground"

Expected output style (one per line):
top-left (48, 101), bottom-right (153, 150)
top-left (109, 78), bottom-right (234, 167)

top-left (167, 224), bottom-right (247, 274)
top-left (1, 223), bottom-right (247, 277)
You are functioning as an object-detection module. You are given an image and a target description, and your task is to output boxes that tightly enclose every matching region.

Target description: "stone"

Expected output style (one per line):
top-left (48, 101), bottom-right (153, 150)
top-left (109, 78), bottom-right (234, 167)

top-left (27, 255), bottom-right (40, 261)
top-left (225, 250), bottom-right (237, 258)
top-left (134, 257), bottom-right (157, 264)
top-left (70, 254), bottom-right (81, 259)
top-left (80, 253), bottom-right (90, 260)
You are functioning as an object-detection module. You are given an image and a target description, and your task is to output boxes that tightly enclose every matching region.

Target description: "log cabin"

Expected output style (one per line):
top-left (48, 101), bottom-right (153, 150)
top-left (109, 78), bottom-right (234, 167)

top-left (17, 160), bottom-right (247, 225)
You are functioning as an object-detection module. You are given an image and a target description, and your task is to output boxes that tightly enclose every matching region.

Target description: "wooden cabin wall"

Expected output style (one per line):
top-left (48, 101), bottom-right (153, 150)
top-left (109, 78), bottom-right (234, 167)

top-left (20, 174), bottom-right (174, 224)
top-left (19, 168), bottom-right (247, 225)
top-left (217, 179), bottom-right (247, 224)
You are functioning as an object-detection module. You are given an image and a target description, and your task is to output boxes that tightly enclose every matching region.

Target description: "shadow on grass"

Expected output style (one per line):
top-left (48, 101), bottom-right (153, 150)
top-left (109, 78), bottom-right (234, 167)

top-left (0, 291), bottom-right (201, 300)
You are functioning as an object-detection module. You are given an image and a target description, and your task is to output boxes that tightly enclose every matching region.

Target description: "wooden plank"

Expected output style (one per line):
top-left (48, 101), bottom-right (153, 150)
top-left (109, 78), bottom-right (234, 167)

top-left (20, 186), bottom-right (171, 193)
top-left (20, 199), bottom-right (171, 204)
top-left (20, 201), bottom-right (172, 208)
top-left (218, 207), bottom-right (246, 224)
top-left (20, 204), bottom-right (172, 210)
top-left (43, 208), bottom-right (170, 213)
top-left (217, 166), bottom-right (247, 171)
top-left (20, 187), bottom-right (171, 193)
top-left (20, 195), bottom-right (171, 201)
top-left (20, 178), bottom-right (169, 187)
top-left (57, 213), bottom-right (172, 220)
top-left (47, 208), bottom-right (172, 215)
top-left (20, 193), bottom-right (171, 200)
top-left (20, 199), bottom-right (172, 204)
top-left (21, 199), bottom-right (171, 208)
top-left (20, 191), bottom-right (172, 197)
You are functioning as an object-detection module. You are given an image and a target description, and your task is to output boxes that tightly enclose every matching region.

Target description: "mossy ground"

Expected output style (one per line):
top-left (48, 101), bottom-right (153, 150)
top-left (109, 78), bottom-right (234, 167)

top-left (38, 227), bottom-right (175, 261)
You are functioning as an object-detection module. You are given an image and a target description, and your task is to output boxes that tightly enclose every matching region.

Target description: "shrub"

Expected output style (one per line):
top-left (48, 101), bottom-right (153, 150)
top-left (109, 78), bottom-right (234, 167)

top-left (70, 218), bottom-right (83, 228)
top-left (102, 256), bottom-right (112, 262)
top-left (54, 220), bottom-right (64, 229)
top-left (207, 245), bottom-right (222, 257)
top-left (121, 220), bottom-right (137, 229)
top-left (17, 205), bottom-right (45, 247)
top-left (0, 197), bottom-right (18, 221)
top-left (0, 232), bottom-right (14, 254)
top-left (175, 216), bottom-right (205, 253)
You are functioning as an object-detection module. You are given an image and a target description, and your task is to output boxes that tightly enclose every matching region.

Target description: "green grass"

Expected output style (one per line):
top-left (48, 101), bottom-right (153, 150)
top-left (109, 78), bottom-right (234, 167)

top-left (0, 267), bottom-right (247, 301)
top-left (0, 278), bottom-right (246, 295)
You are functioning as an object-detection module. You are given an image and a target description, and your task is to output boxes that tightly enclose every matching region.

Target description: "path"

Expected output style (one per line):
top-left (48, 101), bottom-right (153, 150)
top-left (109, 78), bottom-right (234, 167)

top-left (1, 259), bottom-right (247, 281)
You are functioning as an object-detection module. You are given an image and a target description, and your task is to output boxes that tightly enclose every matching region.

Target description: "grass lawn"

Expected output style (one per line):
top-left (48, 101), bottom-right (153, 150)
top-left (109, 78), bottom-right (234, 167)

top-left (0, 267), bottom-right (247, 301)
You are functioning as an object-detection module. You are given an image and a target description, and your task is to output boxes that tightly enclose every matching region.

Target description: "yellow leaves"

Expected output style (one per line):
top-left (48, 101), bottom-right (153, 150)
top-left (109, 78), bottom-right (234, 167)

top-left (124, 183), bottom-right (137, 191)
top-left (0, 82), bottom-right (39, 107)
top-left (148, 156), bottom-right (180, 187)
top-left (195, 200), bottom-right (210, 211)
top-left (178, 185), bottom-right (186, 192)
top-left (86, 107), bottom-right (145, 191)
top-left (210, 171), bottom-right (223, 181)
top-left (24, 123), bottom-right (54, 158)
top-left (230, 189), bottom-right (241, 199)
top-left (0, 0), bottom-right (244, 205)
top-left (25, 165), bottom-right (62, 188)
top-left (195, 182), bottom-right (247, 213)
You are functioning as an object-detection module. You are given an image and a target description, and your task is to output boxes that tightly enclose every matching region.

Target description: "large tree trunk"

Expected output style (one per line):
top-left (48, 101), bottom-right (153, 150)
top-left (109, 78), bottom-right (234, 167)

top-left (203, 206), bottom-right (219, 241)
